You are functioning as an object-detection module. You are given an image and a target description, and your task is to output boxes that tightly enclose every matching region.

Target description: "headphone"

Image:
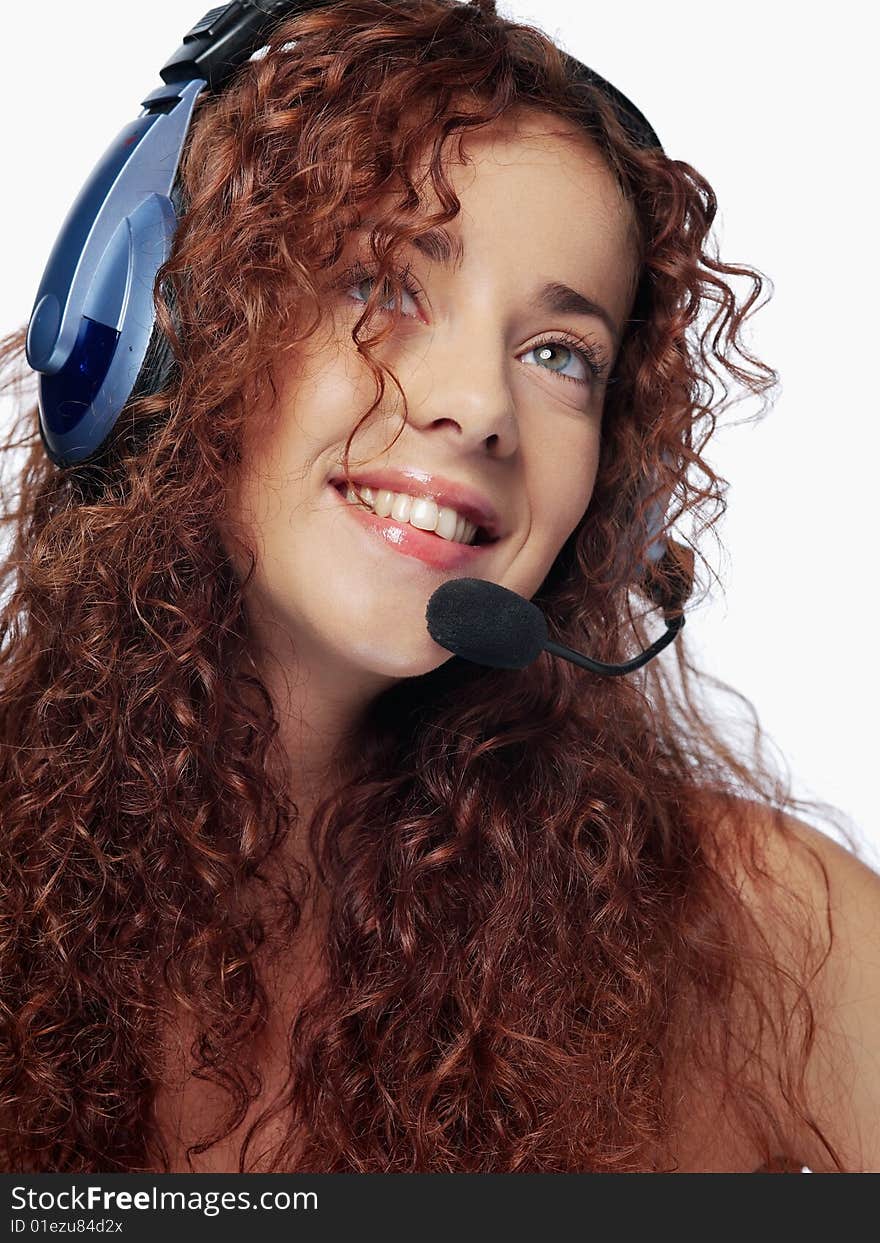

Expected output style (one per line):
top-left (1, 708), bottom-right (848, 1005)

top-left (24, 0), bottom-right (693, 620)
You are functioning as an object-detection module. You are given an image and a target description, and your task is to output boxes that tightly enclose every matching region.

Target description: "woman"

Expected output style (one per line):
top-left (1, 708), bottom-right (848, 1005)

top-left (0, 0), bottom-right (877, 1174)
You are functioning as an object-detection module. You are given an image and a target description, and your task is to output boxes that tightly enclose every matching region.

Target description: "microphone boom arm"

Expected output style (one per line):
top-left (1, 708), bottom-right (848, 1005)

top-left (543, 612), bottom-right (685, 677)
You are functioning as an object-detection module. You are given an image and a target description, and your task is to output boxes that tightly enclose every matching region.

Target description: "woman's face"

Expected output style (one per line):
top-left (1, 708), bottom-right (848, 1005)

top-left (226, 107), bottom-right (639, 687)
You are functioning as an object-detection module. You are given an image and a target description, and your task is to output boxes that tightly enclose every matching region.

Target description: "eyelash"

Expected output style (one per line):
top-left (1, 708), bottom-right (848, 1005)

top-left (336, 261), bottom-right (610, 386)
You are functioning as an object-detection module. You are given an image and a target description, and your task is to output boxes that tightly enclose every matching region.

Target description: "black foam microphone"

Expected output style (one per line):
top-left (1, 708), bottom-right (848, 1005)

top-left (425, 577), bottom-right (685, 677)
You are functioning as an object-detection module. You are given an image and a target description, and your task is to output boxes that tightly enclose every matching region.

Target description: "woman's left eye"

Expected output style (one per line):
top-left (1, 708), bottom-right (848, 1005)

top-left (338, 262), bottom-right (608, 386)
top-left (522, 337), bottom-right (607, 386)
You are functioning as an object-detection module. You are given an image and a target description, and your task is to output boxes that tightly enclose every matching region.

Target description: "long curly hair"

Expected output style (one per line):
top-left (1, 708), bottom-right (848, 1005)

top-left (0, 0), bottom-right (863, 1173)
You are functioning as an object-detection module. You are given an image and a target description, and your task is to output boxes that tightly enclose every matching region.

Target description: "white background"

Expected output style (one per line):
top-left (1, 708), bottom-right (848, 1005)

top-left (1, 1), bottom-right (877, 866)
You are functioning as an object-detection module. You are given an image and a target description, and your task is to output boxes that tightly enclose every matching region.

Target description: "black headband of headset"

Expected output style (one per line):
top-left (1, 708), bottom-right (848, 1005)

top-left (158, 1), bottom-right (664, 152)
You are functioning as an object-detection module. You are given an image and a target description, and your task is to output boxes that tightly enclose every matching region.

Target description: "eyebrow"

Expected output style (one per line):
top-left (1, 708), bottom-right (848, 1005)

top-left (357, 223), bottom-right (622, 349)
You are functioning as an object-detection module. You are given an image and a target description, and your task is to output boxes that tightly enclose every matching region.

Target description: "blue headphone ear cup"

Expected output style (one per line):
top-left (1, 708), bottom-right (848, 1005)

top-left (37, 193), bottom-right (179, 467)
top-left (28, 77), bottom-right (204, 468)
top-left (52, 190), bottom-right (185, 485)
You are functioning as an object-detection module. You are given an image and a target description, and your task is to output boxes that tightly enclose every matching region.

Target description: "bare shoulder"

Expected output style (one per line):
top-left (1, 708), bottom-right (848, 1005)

top-left (715, 795), bottom-right (880, 1172)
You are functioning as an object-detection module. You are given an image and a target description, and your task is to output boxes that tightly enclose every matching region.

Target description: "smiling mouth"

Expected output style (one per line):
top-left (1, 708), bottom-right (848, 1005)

top-left (330, 481), bottom-right (497, 546)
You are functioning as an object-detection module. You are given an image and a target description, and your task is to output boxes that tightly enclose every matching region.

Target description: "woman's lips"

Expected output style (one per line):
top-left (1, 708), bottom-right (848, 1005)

top-left (327, 483), bottom-right (498, 571)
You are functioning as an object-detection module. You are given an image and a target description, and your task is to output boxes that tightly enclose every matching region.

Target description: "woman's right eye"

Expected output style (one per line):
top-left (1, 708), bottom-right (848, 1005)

top-left (339, 263), bottom-right (422, 318)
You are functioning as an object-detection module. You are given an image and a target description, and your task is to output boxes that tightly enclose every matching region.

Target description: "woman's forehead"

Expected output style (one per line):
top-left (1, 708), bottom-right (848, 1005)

top-left (354, 111), bottom-right (640, 326)
top-left (368, 103), bottom-right (638, 231)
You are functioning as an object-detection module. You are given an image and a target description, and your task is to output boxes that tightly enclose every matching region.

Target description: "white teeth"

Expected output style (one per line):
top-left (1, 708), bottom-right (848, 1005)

top-left (341, 484), bottom-right (480, 544)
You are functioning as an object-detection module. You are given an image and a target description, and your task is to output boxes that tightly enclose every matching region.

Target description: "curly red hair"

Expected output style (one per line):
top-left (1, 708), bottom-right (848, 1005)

top-left (0, 0), bottom-right (862, 1172)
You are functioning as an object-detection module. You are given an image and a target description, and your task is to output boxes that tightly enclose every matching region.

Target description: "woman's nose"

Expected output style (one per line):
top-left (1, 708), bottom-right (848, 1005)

top-left (404, 315), bottom-right (521, 453)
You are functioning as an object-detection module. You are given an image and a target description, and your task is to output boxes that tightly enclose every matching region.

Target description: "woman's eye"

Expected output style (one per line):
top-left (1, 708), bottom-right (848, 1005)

top-left (338, 263), bottom-right (607, 386)
top-left (522, 339), bottom-right (605, 386)
top-left (343, 267), bottom-right (421, 318)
